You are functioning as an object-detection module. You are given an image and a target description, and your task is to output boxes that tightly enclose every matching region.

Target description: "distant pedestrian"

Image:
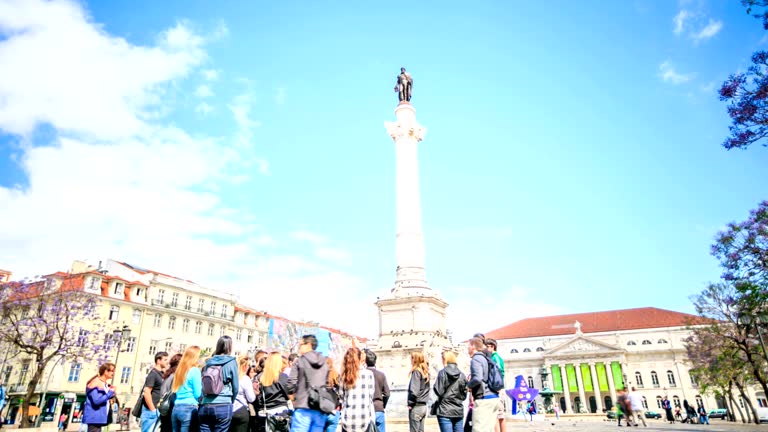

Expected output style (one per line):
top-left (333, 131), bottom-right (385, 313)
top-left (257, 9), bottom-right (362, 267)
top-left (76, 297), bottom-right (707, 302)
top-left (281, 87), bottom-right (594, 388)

top-left (615, 389), bottom-right (629, 427)
top-left (433, 351), bottom-right (467, 432)
top-left (697, 404), bottom-right (709, 425)
top-left (662, 396), bottom-right (674, 424)
top-left (628, 387), bottom-right (646, 427)
top-left (553, 404), bottom-right (559, 420)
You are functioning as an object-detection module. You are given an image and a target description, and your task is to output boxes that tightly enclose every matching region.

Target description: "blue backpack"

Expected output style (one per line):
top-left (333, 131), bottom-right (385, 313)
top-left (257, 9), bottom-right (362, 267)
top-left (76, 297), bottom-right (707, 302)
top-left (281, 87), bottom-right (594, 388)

top-left (485, 355), bottom-right (505, 392)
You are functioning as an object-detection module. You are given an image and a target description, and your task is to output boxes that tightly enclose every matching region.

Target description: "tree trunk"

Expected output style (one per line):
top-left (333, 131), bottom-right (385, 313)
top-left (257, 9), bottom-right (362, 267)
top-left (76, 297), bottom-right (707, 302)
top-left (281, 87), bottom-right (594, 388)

top-left (735, 380), bottom-right (760, 424)
top-left (728, 384), bottom-right (746, 423)
top-left (20, 360), bottom-right (46, 428)
top-left (743, 344), bottom-right (768, 398)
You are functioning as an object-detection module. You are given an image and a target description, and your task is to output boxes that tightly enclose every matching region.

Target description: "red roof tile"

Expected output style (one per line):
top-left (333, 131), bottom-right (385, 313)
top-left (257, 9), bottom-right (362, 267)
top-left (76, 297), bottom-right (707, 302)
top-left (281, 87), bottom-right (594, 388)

top-left (484, 307), bottom-right (710, 340)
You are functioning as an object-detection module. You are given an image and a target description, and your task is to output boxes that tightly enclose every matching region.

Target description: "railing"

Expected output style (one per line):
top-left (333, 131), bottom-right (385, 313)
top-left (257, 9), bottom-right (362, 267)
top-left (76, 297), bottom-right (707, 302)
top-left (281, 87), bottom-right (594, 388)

top-left (148, 300), bottom-right (234, 321)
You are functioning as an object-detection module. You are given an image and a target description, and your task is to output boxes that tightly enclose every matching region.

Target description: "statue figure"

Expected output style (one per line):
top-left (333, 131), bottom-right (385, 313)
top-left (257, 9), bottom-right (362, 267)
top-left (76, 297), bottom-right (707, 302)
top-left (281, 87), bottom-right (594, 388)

top-left (394, 67), bottom-right (413, 102)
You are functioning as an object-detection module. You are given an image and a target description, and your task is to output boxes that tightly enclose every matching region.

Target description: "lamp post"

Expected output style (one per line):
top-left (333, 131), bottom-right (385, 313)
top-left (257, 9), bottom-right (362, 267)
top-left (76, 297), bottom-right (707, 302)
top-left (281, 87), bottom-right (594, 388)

top-left (738, 313), bottom-right (768, 365)
top-left (112, 325), bottom-right (131, 386)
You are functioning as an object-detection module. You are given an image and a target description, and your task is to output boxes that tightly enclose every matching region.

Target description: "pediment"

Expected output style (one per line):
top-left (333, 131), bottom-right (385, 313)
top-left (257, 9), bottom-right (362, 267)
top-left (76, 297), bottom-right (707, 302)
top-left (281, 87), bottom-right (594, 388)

top-left (545, 335), bottom-right (622, 357)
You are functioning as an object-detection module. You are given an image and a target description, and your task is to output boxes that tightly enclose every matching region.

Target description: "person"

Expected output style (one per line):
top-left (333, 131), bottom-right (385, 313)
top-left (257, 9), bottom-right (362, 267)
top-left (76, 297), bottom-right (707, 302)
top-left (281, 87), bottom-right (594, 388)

top-left (231, 356), bottom-right (256, 432)
top-left (553, 404), bottom-right (559, 420)
top-left (407, 352), bottom-right (429, 432)
top-left (525, 402), bottom-right (534, 422)
top-left (0, 382), bottom-right (5, 418)
top-left (199, 336), bottom-right (239, 432)
top-left (697, 404), bottom-right (709, 425)
top-left (662, 396), bottom-right (674, 424)
top-left (253, 351), bottom-right (268, 375)
top-left (141, 352), bottom-right (170, 432)
top-left (364, 349), bottom-right (389, 432)
top-left (285, 354), bottom-right (299, 377)
top-left (59, 413), bottom-right (68, 431)
top-left (682, 400), bottom-right (696, 424)
top-left (615, 389), bottom-right (629, 427)
top-left (338, 347), bottom-right (375, 432)
top-left (171, 346), bottom-right (202, 432)
top-left (254, 353), bottom-right (291, 432)
top-left (485, 339), bottom-right (506, 432)
top-left (324, 358), bottom-right (340, 432)
top-left (287, 334), bottom-right (329, 432)
top-left (160, 354), bottom-right (183, 432)
top-left (433, 351), bottom-right (467, 432)
top-left (83, 363), bottom-right (117, 432)
top-left (628, 387), bottom-right (646, 427)
top-left (467, 337), bottom-right (499, 432)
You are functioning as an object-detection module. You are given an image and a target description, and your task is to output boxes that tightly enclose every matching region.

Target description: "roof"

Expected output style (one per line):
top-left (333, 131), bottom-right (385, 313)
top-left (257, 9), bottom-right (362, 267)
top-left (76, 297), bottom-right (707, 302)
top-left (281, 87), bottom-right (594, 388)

top-left (484, 307), bottom-right (710, 340)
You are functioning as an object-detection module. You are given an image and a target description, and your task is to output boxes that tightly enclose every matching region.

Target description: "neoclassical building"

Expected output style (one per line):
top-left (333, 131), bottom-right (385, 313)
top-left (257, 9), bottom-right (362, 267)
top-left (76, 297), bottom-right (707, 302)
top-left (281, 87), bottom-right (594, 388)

top-left (485, 307), bottom-right (767, 414)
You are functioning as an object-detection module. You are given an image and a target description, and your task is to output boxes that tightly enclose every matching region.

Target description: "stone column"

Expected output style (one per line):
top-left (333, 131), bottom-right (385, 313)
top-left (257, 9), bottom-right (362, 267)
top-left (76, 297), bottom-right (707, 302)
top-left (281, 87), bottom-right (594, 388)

top-left (589, 362), bottom-right (604, 413)
top-left (385, 103), bottom-right (430, 297)
top-left (606, 361), bottom-right (617, 406)
top-left (559, 364), bottom-right (572, 413)
top-left (575, 362), bottom-right (587, 413)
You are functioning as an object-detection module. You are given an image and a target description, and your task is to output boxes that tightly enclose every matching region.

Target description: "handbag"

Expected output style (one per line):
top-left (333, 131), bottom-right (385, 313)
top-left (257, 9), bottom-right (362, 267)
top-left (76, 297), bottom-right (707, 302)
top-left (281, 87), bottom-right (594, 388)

top-left (131, 397), bottom-right (143, 419)
top-left (262, 383), bottom-right (291, 432)
top-left (157, 391), bottom-right (176, 417)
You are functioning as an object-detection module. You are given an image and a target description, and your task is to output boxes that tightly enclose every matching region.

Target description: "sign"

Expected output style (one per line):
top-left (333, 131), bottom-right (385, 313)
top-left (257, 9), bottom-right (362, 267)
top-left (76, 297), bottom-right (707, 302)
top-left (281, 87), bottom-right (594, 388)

top-left (62, 393), bottom-right (76, 403)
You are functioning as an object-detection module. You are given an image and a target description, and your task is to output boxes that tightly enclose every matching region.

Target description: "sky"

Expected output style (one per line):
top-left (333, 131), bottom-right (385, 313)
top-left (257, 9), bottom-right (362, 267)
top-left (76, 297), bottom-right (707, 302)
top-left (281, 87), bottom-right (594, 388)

top-left (0, 0), bottom-right (767, 342)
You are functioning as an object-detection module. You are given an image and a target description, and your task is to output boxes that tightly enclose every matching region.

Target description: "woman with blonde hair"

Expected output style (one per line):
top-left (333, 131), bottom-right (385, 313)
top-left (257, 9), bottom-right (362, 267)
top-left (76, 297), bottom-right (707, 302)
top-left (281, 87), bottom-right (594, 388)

top-left (338, 347), bottom-right (375, 432)
top-left (433, 351), bottom-right (467, 432)
top-left (230, 356), bottom-right (256, 432)
top-left (407, 352), bottom-right (429, 432)
top-left (171, 346), bottom-right (202, 432)
top-left (324, 357), bottom-right (341, 432)
top-left (254, 353), bottom-right (291, 432)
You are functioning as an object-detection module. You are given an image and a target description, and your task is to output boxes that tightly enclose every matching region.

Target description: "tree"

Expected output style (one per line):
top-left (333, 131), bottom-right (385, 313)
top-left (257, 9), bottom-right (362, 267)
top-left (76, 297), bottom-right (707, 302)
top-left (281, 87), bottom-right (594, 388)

top-left (0, 274), bottom-right (111, 428)
top-left (718, 1), bottom-right (768, 150)
top-left (711, 201), bottom-right (768, 284)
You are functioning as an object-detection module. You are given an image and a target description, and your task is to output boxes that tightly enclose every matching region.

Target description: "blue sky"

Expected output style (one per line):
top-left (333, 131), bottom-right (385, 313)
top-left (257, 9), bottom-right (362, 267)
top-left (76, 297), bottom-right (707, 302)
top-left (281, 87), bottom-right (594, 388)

top-left (0, 0), bottom-right (766, 340)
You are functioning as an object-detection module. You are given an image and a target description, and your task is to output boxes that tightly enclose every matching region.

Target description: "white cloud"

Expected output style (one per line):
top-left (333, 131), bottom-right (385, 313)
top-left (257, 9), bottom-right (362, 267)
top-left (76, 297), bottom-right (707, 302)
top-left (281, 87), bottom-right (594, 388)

top-left (290, 230), bottom-right (328, 245)
top-left (202, 69), bottom-right (219, 81)
top-left (692, 19), bottom-right (723, 42)
top-left (658, 61), bottom-right (694, 84)
top-left (228, 91), bottom-right (269, 175)
top-left (673, 10), bottom-right (689, 35)
top-left (275, 87), bottom-right (286, 105)
top-left (195, 102), bottom-right (213, 115)
top-left (194, 84), bottom-right (213, 98)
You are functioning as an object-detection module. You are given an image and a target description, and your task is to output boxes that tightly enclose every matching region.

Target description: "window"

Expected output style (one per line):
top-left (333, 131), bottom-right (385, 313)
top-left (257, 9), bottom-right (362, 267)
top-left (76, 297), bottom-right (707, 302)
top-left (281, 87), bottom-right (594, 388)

top-left (642, 396), bottom-right (648, 409)
top-left (87, 276), bottom-right (101, 291)
top-left (179, 344), bottom-right (187, 353)
top-left (523, 348), bottom-right (531, 353)
top-left (2, 365), bottom-right (11, 384)
top-left (125, 337), bottom-right (136, 353)
top-left (656, 396), bottom-right (663, 409)
top-left (527, 376), bottom-right (534, 388)
top-left (220, 326), bottom-right (226, 337)
top-left (258, 333), bottom-right (265, 346)
top-left (536, 347), bottom-right (544, 352)
top-left (635, 372), bottom-right (644, 388)
top-left (120, 367), bottom-right (131, 384)
top-left (221, 304), bottom-right (228, 318)
top-left (165, 341), bottom-right (173, 352)
top-left (627, 341), bottom-right (637, 346)
top-left (510, 348), bottom-right (518, 353)
top-left (171, 292), bottom-right (179, 307)
top-left (210, 301), bottom-right (216, 315)
top-left (695, 395), bottom-right (704, 409)
top-left (667, 370), bottom-right (676, 387)
top-left (113, 282), bottom-right (124, 295)
top-left (153, 313), bottom-right (162, 328)
top-left (182, 319), bottom-right (190, 333)
top-left (149, 340), bottom-right (158, 355)
top-left (109, 305), bottom-right (119, 321)
top-left (19, 360), bottom-right (29, 383)
top-left (208, 324), bottom-right (215, 336)
top-left (236, 328), bottom-right (242, 341)
top-left (135, 287), bottom-right (144, 299)
top-left (20, 307), bottom-right (29, 319)
top-left (673, 396), bottom-right (680, 407)
top-left (690, 372), bottom-right (698, 387)
top-left (247, 331), bottom-right (253, 343)
top-left (168, 316), bottom-right (176, 330)
top-left (132, 309), bottom-right (142, 324)
top-left (67, 363), bottom-right (81, 382)
top-left (198, 299), bottom-right (205, 313)
top-left (658, 339), bottom-right (668, 344)
top-left (195, 321), bottom-right (202, 334)
top-left (157, 289), bottom-right (165, 303)
top-left (642, 340), bottom-right (652, 345)
top-left (651, 371), bottom-right (659, 388)
top-left (76, 328), bottom-right (88, 347)
top-left (185, 296), bottom-right (192, 311)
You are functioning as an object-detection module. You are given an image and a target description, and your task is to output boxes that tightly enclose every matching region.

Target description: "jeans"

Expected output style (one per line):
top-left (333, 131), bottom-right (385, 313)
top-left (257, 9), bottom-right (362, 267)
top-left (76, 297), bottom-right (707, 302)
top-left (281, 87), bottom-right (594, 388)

top-left (324, 411), bottom-right (339, 432)
top-left (374, 412), bottom-right (386, 432)
top-left (437, 416), bottom-right (462, 432)
top-left (171, 404), bottom-right (198, 432)
top-left (198, 404), bottom-right (232, 432)
top-left (699, 415), bottom-right (709, 425)
top-left (290, 409), bottom-right (325, 432)
top-left (408, 405), bottom-right (426, 432)
top-left (141, 409), bottom-right (159, 432)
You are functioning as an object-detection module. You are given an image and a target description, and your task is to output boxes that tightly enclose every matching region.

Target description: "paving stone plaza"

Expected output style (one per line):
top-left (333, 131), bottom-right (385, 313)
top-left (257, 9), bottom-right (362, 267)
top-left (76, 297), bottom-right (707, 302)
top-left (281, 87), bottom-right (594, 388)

top-left (384, 418), bottom-right (765, 432)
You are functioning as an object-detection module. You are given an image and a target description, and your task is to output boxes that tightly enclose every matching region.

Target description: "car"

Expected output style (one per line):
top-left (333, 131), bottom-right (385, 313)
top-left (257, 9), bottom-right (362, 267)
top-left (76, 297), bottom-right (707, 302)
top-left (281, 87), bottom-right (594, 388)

top-left (644, 411), bottom-right (662, 419)
top-left (708, 408), bottom-right (728, 419)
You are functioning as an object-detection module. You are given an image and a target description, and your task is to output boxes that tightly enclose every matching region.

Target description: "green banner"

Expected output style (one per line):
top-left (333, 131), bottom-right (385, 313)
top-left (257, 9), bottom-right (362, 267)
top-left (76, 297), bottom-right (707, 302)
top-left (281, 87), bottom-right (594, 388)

top-left (596, 363), bottom-right (609, 392)
top-left (581, 364), bottom-right (593, 391)
top-left (566, 364), bottom-right (578, 392)
top-left (611, 362), bottom-right (625, 390)
top-left (551, 365), bottom-right (563, 392)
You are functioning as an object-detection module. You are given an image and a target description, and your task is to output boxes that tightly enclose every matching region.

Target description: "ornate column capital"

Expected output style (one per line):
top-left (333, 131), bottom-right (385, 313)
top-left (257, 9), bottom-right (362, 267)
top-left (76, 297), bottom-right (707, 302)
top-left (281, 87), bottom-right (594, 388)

top-left (385, 120), bottom-right (426, 142)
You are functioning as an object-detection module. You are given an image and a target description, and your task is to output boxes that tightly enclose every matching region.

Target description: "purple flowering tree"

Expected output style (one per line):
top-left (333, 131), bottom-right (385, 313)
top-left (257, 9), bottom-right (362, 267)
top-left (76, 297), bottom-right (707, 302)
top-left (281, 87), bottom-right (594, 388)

top-left (711, 201), bottom-right (768, 286)
top-left (719, 2), bottom-right (768, 150)
top-left (0, 275), bottom-right (112, 428)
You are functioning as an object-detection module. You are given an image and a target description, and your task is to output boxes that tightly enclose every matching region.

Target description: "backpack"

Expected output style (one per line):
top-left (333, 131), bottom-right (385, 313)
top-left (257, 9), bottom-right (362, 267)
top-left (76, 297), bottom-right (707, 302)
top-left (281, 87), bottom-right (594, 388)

top-left (484, 355), bottom-right (505, 393)
top-left (202, 359), bottom-right (233, 397)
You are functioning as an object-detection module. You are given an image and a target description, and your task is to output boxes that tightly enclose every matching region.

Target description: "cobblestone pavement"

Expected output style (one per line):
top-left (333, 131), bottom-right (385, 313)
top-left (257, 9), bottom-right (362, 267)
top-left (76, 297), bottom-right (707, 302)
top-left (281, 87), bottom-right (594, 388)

top-left (383, 417), bottom-right (767, 432)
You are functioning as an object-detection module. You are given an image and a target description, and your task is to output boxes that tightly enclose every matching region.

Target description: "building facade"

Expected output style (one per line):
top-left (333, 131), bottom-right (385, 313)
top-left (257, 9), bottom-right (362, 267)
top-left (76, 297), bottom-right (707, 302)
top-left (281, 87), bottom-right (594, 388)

top-left (485, 307), bottom-right (767, 415)
top-left (0, 259), bottom-right (362, 426)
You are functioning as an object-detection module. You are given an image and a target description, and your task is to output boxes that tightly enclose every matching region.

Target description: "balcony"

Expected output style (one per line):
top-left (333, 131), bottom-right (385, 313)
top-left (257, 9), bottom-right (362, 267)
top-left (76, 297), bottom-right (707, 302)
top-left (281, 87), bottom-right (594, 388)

top-left (149, 300), bottom-right (234, 321)
top-left (10, 383), bottom-right (41, 393)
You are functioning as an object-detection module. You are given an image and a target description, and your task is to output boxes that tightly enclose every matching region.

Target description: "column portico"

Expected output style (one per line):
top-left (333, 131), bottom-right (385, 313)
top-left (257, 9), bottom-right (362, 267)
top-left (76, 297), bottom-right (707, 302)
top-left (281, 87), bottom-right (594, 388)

top-left (559, 364), bottom-right (572, 413)
top-left (575, 363), bottom-right (587, 413)
top-left (606, 361), bottom-right (617, 406)
top-left (589, 362), bottom-right (603, 413)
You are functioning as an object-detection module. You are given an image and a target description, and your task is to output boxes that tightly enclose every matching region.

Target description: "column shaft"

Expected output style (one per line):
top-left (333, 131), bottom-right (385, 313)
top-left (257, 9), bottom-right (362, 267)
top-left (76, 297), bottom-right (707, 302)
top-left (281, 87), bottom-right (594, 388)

top-left (589, 362), bottom-right (603, 413)
top-left (575, 362), bottom-right (587, 413)
top-left (559, 364), bottom-right (572, 414)
top-left (606, 361), bottom-right (617, 406)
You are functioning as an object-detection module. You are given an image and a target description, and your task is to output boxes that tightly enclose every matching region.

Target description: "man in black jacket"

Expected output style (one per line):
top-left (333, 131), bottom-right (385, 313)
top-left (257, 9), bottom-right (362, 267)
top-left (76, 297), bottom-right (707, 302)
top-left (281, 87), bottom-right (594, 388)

top-left (365, 349), bottom-right (390, 432)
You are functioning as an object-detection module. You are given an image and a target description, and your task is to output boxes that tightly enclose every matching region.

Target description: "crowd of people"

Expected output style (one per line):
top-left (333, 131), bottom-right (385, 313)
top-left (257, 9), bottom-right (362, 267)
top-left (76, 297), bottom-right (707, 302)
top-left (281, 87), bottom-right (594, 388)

top-left (79, 333), bottom-right (511, 432)
top-left (614, 387), bottom-right (710, 427)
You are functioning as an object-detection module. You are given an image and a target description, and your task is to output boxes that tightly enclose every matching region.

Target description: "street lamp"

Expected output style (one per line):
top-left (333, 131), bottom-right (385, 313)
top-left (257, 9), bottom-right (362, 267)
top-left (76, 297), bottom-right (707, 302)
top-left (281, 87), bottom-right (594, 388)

top-left (738, 313), bottom-right (768, 365)
top-left (112, 325), bottom-right (131, 385)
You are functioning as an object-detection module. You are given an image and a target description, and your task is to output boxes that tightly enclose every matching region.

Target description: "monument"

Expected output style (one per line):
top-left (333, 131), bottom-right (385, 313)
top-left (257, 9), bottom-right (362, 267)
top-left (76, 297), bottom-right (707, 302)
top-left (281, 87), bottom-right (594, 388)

top-left (372, 68), bottom-right (453, 416)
